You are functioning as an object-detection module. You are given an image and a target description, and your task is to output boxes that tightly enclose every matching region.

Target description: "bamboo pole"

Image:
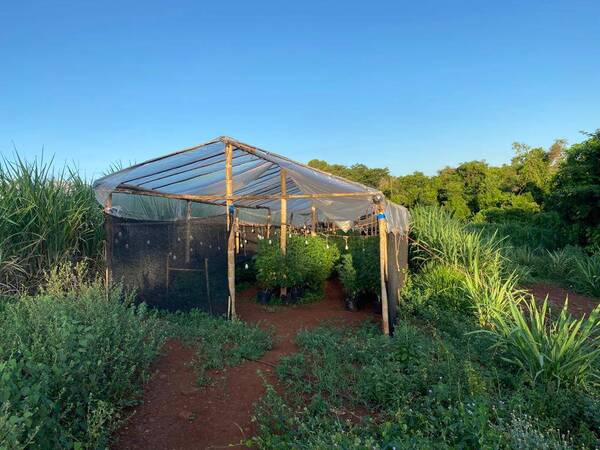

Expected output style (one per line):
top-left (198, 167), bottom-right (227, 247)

top-left (311, 202), bottom-right (317, 237)
top-left (225, 142), bottom-right (236, 319)
top-left (280, 170), bottom-right (287, 298)
top-left (378, 206), bottom-right (390, 336)
top-left (114, 185), bottom-right (375, 202)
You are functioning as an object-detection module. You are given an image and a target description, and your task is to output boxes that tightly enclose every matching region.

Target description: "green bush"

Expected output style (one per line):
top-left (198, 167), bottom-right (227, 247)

top-left (337, 254), bottom-right (358, 298)
top-left (0, 282), bottom-right (164, 449)
top-left (485, 296), bottom-right (600, 389)
top-left (255, 239), bottom-right (284, 290)
top-left (570, 253), bottom-right (600, 297)
top-left (255, 235), bottom-right (340, 293)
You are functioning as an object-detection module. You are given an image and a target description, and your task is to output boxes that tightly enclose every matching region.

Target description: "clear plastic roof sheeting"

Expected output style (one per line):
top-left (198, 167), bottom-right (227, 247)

top-left (93, 137), bottom-right (410, 234)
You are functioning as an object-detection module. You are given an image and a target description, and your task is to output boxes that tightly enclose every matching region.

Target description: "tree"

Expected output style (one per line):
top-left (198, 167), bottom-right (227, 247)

top-left (551, 130), bottom-right (600, 247)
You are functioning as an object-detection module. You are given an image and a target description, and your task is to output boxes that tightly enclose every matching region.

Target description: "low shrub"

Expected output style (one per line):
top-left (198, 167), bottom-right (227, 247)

top-left (570, 253), bottom-right (600, 297)
top-left (252, 319), bottom-right (598, 448)
top-left (337, 253), bottom-right (358, 298)
top-left (164, 310), bottom-right (273, 386)
top-left (485, 296), bottom-right (600, 389)
top-left (255, 239), bottom-right (284, 290)
top-left (255, 235), bottom-right (340, 295)
top-left (0, 281), bottom-right (164, 449)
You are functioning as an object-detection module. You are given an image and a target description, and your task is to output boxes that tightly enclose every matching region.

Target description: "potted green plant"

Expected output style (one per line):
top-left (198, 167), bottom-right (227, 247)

top-left (255, 240), bottom-right (283, 304)
top-left (338, 254), bottom-right (359, 311)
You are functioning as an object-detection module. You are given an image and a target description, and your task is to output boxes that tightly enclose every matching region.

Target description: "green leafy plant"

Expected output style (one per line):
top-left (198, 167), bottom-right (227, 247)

top-left (337, 254), bottom-right (358, 298)
top-left (0, 280), bottom-right (164, 448)
top-left (569, 253), bottom-right (600, 297)
top-left (486, 296), bottom-right (600, 388)
top-left (164, 310), bottom-right (273, 386)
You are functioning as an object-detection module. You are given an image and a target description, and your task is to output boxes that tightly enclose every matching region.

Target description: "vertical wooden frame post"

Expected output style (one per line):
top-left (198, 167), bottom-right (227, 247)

top-left (378, 205), bottom-right (390, 335)
top-left (225, 142), bottom-right (236, 319)
top-left (104, 193), bottom-right (113, 288)
top-left (266, 209), bottom-right (272, 238)
top-left (311, 202), bottom-right (317, 237)
top-left (280, 170), bottom-right (287, 298)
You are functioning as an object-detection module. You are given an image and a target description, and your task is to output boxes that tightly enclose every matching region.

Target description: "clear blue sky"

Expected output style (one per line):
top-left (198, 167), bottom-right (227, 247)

top-left (1, 0), bottom-right (599, 179)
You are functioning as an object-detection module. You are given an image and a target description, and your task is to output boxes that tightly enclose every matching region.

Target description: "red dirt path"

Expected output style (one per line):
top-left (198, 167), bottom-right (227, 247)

top-left (526, 282), bottom-right (599, 317)
top-left (113, 280), bottom-right (376, 450)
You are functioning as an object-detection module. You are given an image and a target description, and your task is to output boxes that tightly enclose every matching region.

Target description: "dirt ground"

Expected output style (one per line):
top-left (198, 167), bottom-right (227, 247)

top-left (526, 282), bottom-right (599, 317)
top-left (113, 280), bottom-right (376, 450)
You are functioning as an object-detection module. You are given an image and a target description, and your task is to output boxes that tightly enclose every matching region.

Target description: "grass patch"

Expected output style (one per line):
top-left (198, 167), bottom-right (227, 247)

top-left (164, 310), bottom-right (273, 386)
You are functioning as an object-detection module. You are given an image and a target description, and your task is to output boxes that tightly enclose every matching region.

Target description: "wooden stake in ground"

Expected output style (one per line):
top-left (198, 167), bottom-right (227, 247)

top-left (378, 207), bottom-right (390, 335)
top-left (225, 142), bottom-right (236, 319)
top-left (280, 169), bottom-right (287, 298)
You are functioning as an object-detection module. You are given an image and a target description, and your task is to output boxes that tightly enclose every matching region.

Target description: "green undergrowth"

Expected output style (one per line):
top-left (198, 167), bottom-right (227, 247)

top-left (0, 281), bottom-right (164, 449)
top-left (253, 315), bottom-right (598, 449)
top-left (163, 310), bottom-right (274, 386)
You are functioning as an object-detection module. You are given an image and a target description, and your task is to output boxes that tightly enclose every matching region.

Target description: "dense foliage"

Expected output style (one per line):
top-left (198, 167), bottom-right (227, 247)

top-left (0, 155), bottom-right (103, 294)
top-left (255, 235), bottom-right (340, 296)
top-left (0, 275), bottom-right (164, 449)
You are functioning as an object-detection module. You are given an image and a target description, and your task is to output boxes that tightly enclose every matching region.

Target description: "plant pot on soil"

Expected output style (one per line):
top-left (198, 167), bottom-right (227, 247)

top-left (345, 297), bottom-right (357, 312)
top-left (372, 298), bottom-right (382, 315)
top-left (257, 289), bottom-right (272, 305)
top-left (289, 286), bottom-right (304, 303)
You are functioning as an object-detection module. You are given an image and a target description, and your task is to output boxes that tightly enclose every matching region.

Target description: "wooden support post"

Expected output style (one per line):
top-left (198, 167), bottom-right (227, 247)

top-left (311, 202), bottom-right (317, 237)
top-left (280, 170), bottom-right (287, 298)
top-left (225, 142), bottom-right (236, 319)
top-left (266, 209), bottom-right (272, 238)
top-left (185, 200), bottom-right (191, 263)
top-left (104, 193), bottom-right (113, 289)
top-left (378, 206), bottom-right (390, 336)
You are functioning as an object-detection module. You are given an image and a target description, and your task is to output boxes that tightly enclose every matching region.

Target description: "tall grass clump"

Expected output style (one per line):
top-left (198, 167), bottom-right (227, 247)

top-left (0, 268), bottom-right (164, 448)
top-left (410, 206), bottom-right (504, 278)
top-left (486, 296), bottom-right (600, 389)
top-left (0, 154), bottom-right (103, 293)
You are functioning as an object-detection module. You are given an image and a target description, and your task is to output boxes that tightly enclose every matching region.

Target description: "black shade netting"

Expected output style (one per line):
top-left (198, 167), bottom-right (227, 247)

top-left (106, 213), bottom-right (229, 315)
top-left (386, 232), bottom-right (409, 335)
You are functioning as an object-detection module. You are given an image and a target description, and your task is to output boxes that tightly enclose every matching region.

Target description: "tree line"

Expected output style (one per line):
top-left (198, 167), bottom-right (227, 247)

top-left (308, 130), bottom-right (600, 250)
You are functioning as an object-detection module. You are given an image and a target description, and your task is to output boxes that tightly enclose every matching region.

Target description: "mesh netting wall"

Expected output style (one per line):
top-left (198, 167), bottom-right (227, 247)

top-left (107, 214), bottom-right (229, 314)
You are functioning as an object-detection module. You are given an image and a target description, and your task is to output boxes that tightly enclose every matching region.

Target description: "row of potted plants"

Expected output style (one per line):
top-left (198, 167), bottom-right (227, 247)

top-left (255, 235), bottom-right (340, 303)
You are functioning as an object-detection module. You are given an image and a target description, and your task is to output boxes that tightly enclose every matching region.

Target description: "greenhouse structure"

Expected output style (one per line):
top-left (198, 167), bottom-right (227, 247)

top-left (93, 136), bottom-right (410, 335)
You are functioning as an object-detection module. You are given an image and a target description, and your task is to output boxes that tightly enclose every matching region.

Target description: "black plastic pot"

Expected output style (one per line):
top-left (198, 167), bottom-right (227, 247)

top-left (257, 289), bottom-right (272, 305)
top-left (290, 286), bottom-right (304, 303)
top-left (345, 297), bottom-right (357, 312)
top-left (372, 298), bottom-right (382, 315)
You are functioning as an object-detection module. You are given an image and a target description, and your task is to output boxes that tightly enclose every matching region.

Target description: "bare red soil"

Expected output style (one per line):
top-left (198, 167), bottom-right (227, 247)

top-left (526, 282), bottom-right (599, 317)
top-left (113, 280), bottom-right (376, 450)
